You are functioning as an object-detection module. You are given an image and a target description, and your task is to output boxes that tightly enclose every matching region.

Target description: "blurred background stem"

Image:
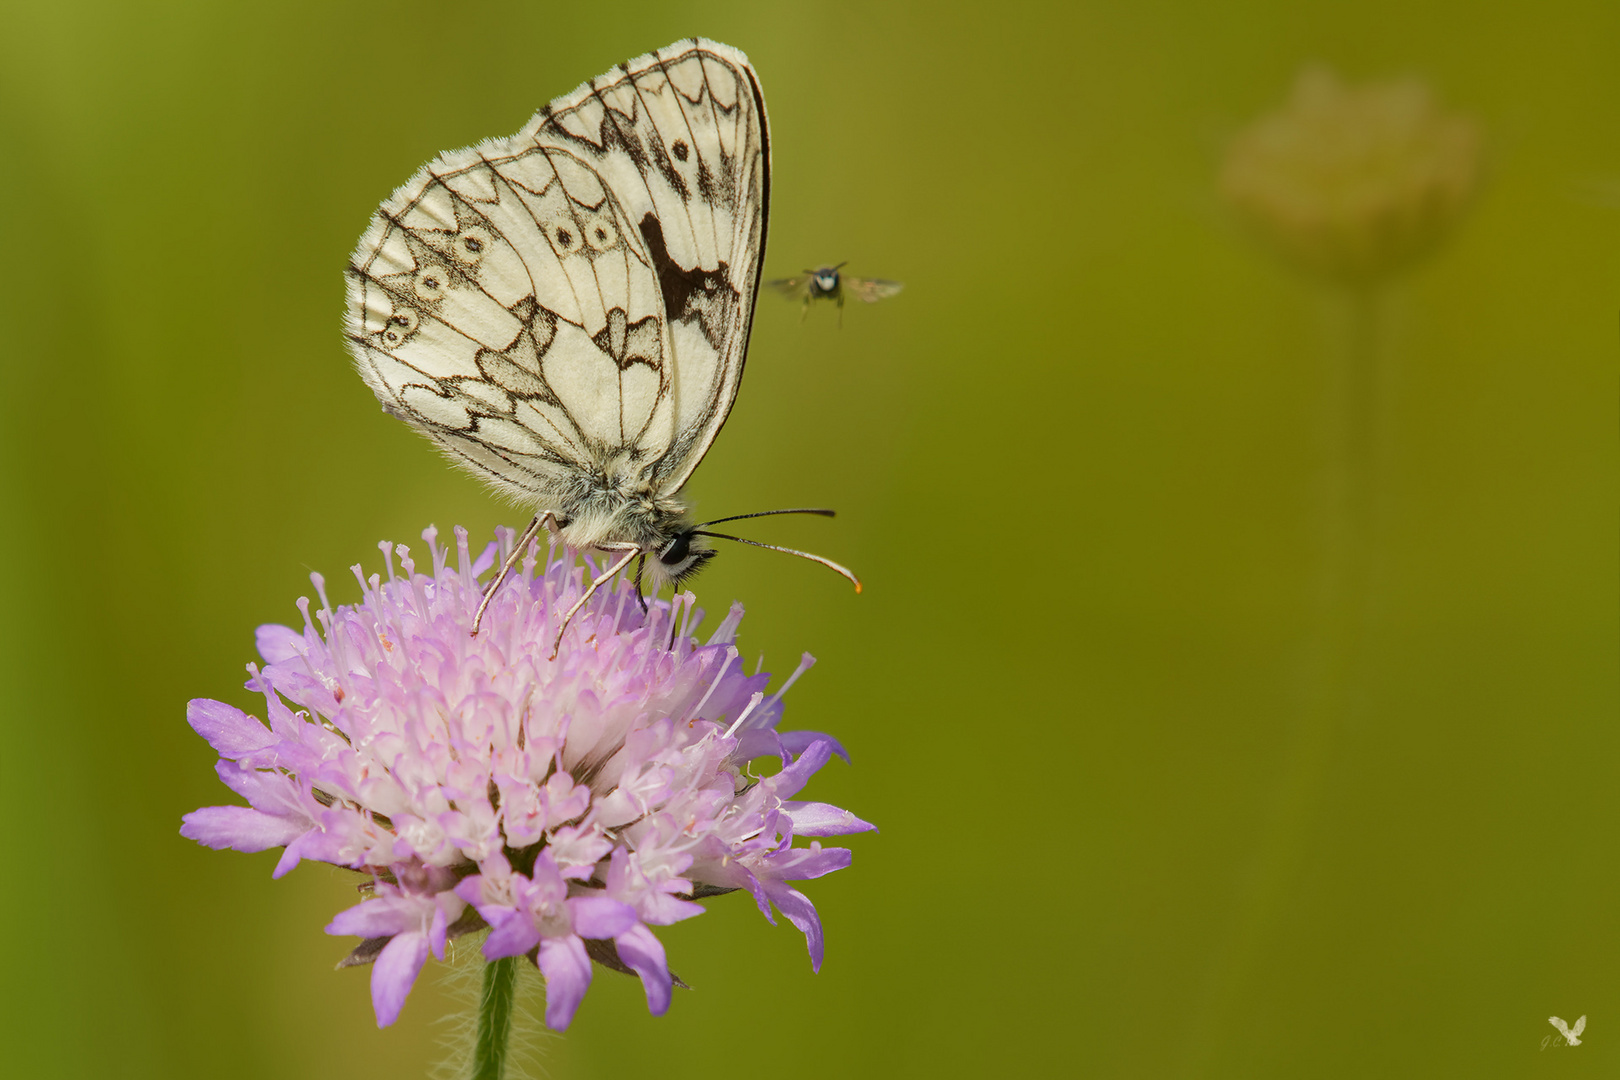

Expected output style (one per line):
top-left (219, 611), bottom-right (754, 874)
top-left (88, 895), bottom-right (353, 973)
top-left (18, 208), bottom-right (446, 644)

top-left (1311, 286), bottom-right (1384, 710)
top-left (1186, 285), bottom-right (1387, 1074)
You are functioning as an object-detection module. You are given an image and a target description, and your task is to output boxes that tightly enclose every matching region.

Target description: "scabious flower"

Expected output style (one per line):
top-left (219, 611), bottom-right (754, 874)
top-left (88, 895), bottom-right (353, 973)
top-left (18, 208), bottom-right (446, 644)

top-left (181, 526), bottom-right (873, 1031)
top-left (1220, 67), bottom-right (1483, 286)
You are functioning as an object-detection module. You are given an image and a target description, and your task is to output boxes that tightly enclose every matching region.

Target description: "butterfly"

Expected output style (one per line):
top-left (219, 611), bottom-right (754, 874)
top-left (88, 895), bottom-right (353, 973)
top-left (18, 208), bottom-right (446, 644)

top-left (768, 263), bottom-right (903, 324)
top-left (343, 39), bottom-right (859, 650)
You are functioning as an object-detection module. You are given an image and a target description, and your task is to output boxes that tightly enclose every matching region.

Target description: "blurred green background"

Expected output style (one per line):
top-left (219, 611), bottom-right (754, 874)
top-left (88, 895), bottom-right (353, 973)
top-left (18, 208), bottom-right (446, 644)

top-left (1, 1), bottom-right (1615, 1077)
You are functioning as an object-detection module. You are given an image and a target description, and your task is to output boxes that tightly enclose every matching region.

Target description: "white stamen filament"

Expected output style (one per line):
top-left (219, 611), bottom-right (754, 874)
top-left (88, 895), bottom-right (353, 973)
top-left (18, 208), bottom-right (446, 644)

top-left (723, 691), bottom-right (764, 738)
top-left (688, 647), bottom-right (738, 721)
top-left (764, 652), bottom-right (816, 710)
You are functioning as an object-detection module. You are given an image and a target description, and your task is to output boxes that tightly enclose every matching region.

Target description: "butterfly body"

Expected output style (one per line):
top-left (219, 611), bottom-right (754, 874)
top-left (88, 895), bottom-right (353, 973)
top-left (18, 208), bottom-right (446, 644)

top-left (345, 39), bottom-right (771, 591)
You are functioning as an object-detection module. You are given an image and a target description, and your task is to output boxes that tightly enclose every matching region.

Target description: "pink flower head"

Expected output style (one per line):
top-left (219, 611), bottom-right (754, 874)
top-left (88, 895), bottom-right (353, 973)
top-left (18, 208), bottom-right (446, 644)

top-left (182, 527), bottom-right (874, 1030)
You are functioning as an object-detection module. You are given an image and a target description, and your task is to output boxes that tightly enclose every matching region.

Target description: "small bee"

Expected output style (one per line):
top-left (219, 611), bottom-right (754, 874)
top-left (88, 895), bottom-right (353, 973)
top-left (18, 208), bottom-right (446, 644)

top-left (767, 263), bottom-right (903, 324)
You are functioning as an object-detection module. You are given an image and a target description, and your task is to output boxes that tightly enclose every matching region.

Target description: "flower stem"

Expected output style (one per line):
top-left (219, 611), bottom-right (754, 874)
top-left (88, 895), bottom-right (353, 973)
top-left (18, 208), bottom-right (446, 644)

top-left (1183, 285), bottom-right (1387, 1071)
top-left (471, 956), bottom-right (518, 1080)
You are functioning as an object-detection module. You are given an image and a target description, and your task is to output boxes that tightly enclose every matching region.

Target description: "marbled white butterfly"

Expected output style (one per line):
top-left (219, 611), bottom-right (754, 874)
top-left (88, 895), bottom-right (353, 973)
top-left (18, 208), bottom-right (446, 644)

top-left (344, 39), bottom-right (859, 647)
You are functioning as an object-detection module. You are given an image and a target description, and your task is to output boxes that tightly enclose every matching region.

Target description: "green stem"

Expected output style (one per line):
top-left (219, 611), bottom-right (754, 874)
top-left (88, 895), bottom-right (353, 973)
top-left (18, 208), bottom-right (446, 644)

top-left (471, 956), bottom-right (518, 1080)
top-left (1182, 285), bottom-right (1386, 1072)
top-left (1315, 286), bottom-right (1380, 679)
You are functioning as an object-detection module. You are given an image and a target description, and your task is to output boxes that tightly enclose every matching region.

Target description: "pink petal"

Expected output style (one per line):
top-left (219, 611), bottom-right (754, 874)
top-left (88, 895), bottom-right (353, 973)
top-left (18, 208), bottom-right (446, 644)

top-left (212, 762), bottom-right (308, 815)
top-left (762, 883), bottom-right (826, 971)
top-left (781, 800), bottom-right (877, 837)
top-left (327, 894), bottom-right (428, 938)
top-left (764, 843), bottom-right (852, 882)
top-left (779, 729), bottom-right (849, 763)
top-left (567, 895), bottom-right (636, 940)
top-left (770, 739), bottom-right (834, 800)
top-left (180, 806), bottom-right (307, 852)
top-left (637, 891), bottom-right (705, 926)
top-left (255, 624), bottom-right (304, 664)
top-left (186, 699), bottom-right (277, 760)
top-left (371, 932), bottom-right (430, 1026)
top-left (536, 935), bottom-right (592, 1030)
top-left (482, 909), bottom-right (541, 959)
top-left (614, 924), bottom-right (672, 1016)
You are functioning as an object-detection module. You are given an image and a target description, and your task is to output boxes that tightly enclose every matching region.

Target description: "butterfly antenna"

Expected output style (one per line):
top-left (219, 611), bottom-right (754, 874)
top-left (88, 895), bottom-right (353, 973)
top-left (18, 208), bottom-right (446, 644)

top-left (691, 530), bottom-right (862, 592)
top-left (692, 507), bottom-right (837, 529)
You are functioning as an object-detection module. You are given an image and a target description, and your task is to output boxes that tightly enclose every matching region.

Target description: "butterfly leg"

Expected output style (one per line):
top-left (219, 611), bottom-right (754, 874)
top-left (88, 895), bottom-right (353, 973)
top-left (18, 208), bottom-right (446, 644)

top-left (632, 554), bottom-right (649, 614)
top-left (549, 544), bottom-right (641, 659)
top-left (836, 292), bottom-right (844, 329)
top-left (471, 512), bottom-right (556, 635)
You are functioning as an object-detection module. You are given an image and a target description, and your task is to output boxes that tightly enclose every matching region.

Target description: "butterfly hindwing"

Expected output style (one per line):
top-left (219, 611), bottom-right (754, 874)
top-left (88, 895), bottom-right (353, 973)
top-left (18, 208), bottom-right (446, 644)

top-left (345, 39), bottom-right (768, 506)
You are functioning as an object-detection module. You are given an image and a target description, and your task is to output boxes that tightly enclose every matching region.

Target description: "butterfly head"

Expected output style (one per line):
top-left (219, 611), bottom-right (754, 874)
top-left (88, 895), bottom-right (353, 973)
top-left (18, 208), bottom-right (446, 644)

top-left (656, 508), bottom-right (862, 594)
top-left (653, 528), bottom-right (717, 583)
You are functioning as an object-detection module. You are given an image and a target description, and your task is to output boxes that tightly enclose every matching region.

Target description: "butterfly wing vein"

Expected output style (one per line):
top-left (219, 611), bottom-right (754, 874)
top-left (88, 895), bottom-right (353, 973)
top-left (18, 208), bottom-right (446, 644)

top-left (344, 39), bottom-right (768, 515)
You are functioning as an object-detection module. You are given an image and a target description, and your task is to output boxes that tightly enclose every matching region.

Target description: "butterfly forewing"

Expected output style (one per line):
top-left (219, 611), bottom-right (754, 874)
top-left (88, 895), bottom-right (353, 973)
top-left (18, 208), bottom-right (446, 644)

top-left (345, 39), bottom-right (769, 509)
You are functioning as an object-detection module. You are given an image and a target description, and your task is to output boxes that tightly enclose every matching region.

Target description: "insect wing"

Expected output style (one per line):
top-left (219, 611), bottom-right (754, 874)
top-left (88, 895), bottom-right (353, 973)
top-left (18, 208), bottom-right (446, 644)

top-left (344, 39), bottom-right (770, 505)
top-left (842, 275), bottom-right (903, 303)
top-left (767, 274), bottom-right (812, 300)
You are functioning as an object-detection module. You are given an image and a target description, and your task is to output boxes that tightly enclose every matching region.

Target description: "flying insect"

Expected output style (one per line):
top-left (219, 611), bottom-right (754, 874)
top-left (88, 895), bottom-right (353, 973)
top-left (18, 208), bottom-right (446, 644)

top-left (768, 263), bottom-right (903, 324)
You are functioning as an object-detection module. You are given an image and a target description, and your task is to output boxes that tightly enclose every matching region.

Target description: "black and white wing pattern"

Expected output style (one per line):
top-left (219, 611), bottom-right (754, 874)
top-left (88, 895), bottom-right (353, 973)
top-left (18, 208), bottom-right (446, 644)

top-left (345, 39), bottom-right (769, 508)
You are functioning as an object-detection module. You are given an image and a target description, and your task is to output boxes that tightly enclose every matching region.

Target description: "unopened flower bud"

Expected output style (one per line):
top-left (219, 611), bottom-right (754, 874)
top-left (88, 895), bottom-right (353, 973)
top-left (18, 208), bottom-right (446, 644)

top-left (1221, 67), bottom-right (1483, 286)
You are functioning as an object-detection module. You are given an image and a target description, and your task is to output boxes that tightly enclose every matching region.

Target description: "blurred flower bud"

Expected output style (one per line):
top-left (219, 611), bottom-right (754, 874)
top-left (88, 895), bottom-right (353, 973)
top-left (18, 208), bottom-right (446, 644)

top-left (1221, 68), bottom-right (1483, 286)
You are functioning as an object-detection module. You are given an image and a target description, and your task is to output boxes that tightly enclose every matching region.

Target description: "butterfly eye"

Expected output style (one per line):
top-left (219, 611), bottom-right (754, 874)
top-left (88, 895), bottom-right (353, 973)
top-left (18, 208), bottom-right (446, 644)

top-left (585, 217), bottom-right (618, 252)
top-left (658, 533), bottom-right (691, 566)
top-left (548, 220), bottom-right (584, 256)
top-left (453, 227), bottom-right (491, 265)
top-left (413, 266), bottom-right (448, 301)
top-left (381, 307), bottom-right (419, 346)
